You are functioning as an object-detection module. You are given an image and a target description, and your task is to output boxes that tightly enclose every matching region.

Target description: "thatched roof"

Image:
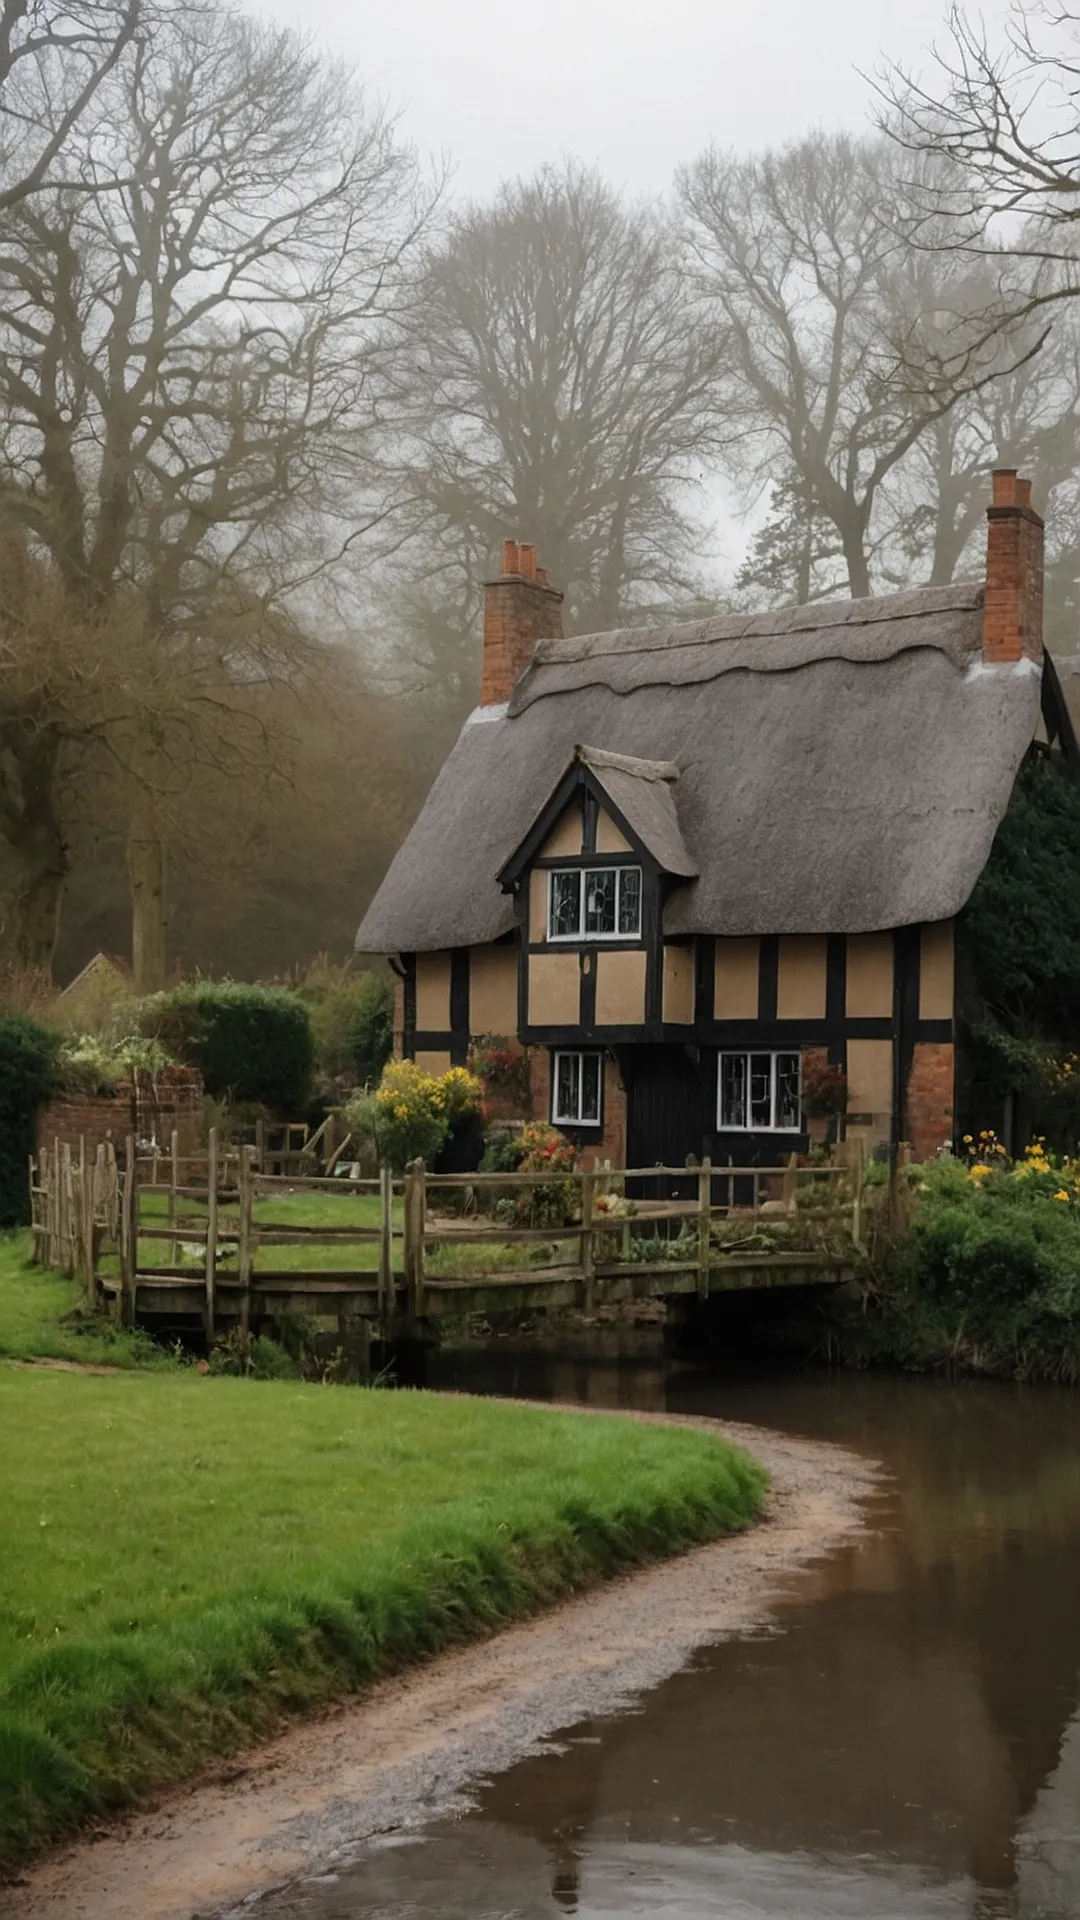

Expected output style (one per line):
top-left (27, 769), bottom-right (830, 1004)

top-left (498, 744), bottom-right (698, 883)
top-left (356, 582), bottom-right (1042, 954)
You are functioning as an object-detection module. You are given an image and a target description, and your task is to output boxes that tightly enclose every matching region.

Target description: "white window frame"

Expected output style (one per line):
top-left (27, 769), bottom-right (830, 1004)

top-left (717, 1050), bottom-right (802, 1133)
top-left (546, 865), bottom-right (642, 942)
top-left (551, 1049), bottom-right (604, 1127)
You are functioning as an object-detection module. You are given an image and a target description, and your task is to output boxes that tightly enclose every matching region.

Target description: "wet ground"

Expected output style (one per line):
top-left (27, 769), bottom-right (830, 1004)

top-left (267, 1351), bottom-right (1080, 1918)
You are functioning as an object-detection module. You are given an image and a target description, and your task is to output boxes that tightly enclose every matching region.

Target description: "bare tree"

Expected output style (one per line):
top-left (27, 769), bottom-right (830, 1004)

top-left (0, 2), bottom-right (430, 983)
top-left (679, 131), bottom-right (1031, 599)
top-left (880, 5), bottom-right (1080, 259)
top-left (0, 0), bottom-right (143, 213)
top-left (384, 159), bottom-right (725, 704)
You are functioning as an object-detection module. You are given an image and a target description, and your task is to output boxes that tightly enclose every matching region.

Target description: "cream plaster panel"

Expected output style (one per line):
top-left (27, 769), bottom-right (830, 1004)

top-left (662, 945), bottom-right (694, 1024)
top-left (415, 952), bottom-right (451, 1031)
top-left (414, 1050), bottom-right (451, 1075)
top-left (529, 869), bottom-right (549, 944)
top-left (528, 952), bottom-right (581, 1026)
top-left (846, 1038), bottom-right (894, 1120)
top-left (846, 933), bottom-right (894, 1019)
top-left (540, 802), bottom-right (583, 858)
top-left (469, 944), bottom-right (519, 1036)
top-left (594, 948), bottom-right (647, 1026)
top-left (920, 921), bottom-right (955, 1022)
top-left (714, 937), bottom-right (759, 1020)
top-left (595, 809), bottom-right (632, 854)
top-left (777, 936), bottom-right (827, 1020)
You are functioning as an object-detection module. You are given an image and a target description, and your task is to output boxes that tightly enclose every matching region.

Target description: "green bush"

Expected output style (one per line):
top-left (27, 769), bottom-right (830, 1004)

top-left (0, 1017), bottom-right (60, 1226)
top-left (139, 983), bottom-right (313, 1115)
top-left (845, 1155), bottom-right (1080, 1380)
top-left (347, 973), bottom-right (393, 1085)
top-left (295, 961), bottom-right (393, 1086)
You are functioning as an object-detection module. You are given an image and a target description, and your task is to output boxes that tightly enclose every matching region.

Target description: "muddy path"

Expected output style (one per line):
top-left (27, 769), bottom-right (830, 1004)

top-left (1, 1409), bottom-right (881, 1920)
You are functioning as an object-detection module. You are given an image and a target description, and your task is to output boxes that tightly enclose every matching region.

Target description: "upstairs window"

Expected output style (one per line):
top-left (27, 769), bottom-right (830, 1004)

top-left (718, 1051), bottom-right (802, 1132)
top-left (548, 866), bottom-right (642, 940)
top-left (552, 1050), bottom-right (603, 1126)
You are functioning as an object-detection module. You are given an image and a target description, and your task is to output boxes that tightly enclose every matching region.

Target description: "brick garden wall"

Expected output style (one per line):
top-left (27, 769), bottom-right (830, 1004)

top-left (36, 1065), bottom-right (204, 1156)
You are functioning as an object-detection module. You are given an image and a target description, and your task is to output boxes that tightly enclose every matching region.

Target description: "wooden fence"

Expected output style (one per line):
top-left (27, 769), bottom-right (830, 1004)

top-left (30, 1130), bottom-right (872, 1340)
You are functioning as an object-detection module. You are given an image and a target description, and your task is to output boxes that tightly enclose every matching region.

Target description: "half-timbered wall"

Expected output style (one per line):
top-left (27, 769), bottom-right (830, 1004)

top-left (399, 917), bottom-right (956, 1159)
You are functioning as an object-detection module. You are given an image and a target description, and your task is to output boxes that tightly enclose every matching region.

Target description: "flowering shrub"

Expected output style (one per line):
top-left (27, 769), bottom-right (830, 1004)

top-left (346, 1060), bottom-right (483, 1173)
top-left (467, 1034), bottom-right (533, 1113)
top-left (485, 1119), bottom-right (579, 1227)
top-left (801, 1057), bottom-right (848, 1118)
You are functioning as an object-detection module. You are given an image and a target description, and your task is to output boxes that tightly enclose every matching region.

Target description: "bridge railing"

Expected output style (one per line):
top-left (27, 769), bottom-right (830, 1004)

top-left (30, 1133), bottom-right (867, 1335)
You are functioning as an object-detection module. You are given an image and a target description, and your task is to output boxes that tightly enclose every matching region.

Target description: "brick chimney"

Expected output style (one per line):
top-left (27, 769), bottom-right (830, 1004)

top-left (481, 538), bottom-right (564, 706)
top-left (983, 469), bottom-right (1044, 665)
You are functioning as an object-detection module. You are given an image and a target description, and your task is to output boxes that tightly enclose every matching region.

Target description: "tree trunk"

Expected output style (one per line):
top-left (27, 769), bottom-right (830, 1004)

top-left (841, 526), bottom-right (872, 599)
top-left (0, 724), bottom-right (68, 977)
top-left (127, 787), bottom-right (167, 994)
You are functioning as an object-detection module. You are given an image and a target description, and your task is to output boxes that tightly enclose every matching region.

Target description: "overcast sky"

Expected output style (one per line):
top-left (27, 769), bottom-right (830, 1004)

top-left (249, 0), bottom-right (1014, 200)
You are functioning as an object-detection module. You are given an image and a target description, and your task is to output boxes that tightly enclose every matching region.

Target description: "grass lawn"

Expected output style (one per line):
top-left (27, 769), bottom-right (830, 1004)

top-left (0, 1368), bottom-right (766, 1871)
top-left (135, 1188), bottom-right (572, 1277)
top-left (0, 1236), bottom-right (171, 1370)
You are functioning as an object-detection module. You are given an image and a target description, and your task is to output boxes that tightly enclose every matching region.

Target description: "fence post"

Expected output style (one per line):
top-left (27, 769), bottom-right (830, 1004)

top-left (782, 1151), bottom-right (798, 1213)
top-left (169, 1128), bottom-right (180, 1268)
top-left (61, 1142), bottom-right (74, 1276)
top-left (697, 1156), bottom-right (712, 1298)
top-left (120, 1134), bottom-right (137, 1327)
top-left (255, 1116), bottom-right (267, 1173)
top-left (403, 1159), bottom-right (426, 1322)
top-left (580, 1166), bottom-right (595, 1313)
top-left (237, 1144), bottom-right (254, 1340)
top-left (52, 1136), bottom-right (61, 1269)
top-left (850, 1135), bottom-right (866, 1254)
top-left (378, 1163), bottom-right (393, 1334)
top-left (205, 1126), bottom-right (219, 1345)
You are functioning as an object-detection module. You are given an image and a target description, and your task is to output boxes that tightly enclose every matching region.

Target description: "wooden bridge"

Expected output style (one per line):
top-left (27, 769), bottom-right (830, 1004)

top-left (30, 1130), bottom-right (869, 1352)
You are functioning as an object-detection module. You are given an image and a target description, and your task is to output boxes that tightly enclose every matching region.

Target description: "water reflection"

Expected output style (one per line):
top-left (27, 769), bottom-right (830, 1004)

top-left (267, 1357), bottom-right (1080, 1919)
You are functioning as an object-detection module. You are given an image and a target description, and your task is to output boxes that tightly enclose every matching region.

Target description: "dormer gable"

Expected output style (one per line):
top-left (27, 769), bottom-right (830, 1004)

top-left (496, 744), bottom-right (697, 893)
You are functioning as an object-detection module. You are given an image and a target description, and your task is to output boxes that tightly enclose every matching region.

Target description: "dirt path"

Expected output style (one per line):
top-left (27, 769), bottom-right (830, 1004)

top-left (0, 1408), bottom-right (883, 1920)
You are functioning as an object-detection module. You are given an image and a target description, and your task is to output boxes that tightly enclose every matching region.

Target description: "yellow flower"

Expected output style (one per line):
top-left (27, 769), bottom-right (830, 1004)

top-left (1055, 1189), bottom-right (1070, 1202)
top-left (967, 1163), bottom-right (992, 1182)
top-left (394, 1103), bottom-right (409, 1120)
top-left (962, 1134), bottom-right (972, 1144)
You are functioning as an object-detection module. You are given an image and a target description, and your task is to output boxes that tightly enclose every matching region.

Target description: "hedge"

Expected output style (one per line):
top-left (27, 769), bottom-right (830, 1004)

top-left (0, 1016), bottom-right (59, 1225)
top-left (139, 983), bottom-right (313, 1115)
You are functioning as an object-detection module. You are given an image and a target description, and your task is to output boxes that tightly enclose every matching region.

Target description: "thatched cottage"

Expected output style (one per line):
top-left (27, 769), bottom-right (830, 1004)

top-left (356, 471), bottom-right (1075, 1168)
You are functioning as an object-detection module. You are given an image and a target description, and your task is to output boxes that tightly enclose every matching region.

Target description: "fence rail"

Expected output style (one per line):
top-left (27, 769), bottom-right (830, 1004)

top-left (29, 1131), bottom-right (872, 1339)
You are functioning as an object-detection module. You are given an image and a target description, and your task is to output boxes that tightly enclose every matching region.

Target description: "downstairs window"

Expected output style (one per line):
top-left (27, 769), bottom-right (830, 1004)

top-left (718, 1050), bottom-right (801, 1132)
top-left (552, 1050), bottom-right (603, 1127)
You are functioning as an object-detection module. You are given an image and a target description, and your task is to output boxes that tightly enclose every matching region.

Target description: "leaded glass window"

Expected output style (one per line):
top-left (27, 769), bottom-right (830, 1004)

top-left (718, 1051), bottom-right (802, 1131)
top-left (552, 1050), bottom-right (603, 1126)
top-left (547, 866), bottom-right (642, 940)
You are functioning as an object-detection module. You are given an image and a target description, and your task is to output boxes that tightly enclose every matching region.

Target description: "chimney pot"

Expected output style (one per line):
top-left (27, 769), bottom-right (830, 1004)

top-left (481, 537), bottom-right (564, 706)
top-left (983, 469), bottom-right (1043, 666)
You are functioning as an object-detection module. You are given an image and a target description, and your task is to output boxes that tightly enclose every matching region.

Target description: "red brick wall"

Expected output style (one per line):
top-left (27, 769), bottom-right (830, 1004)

top-left (36, 1091), bottom-right (128, 1156)
top-left (983, 470), bottom-right (1043, 664)
top-left (481, 543), bottom-right (564, 706)
top-left (36, 1066), bottom-right (204, 1156)
top-left (905, 1043), bottom-right (954, 1162)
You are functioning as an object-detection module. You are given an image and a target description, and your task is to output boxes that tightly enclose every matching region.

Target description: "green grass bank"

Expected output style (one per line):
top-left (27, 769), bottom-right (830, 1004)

top-left (0, 1367), bottom-right (765, 1874)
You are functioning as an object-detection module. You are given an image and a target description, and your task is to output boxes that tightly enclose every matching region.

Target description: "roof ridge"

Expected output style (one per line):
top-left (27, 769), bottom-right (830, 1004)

top-left (576, 743), bottom-right (679, 783)
top-left (535, 580), bottom-right (985, 669)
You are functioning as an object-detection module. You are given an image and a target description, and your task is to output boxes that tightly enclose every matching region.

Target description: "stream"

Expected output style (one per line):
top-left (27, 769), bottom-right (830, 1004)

top-left (257, 1350), bottom-right (1080, 1918)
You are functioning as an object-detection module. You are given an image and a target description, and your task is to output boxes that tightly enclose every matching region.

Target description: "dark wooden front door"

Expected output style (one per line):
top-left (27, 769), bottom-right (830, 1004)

top-left (625, 1046), bottom-right (703, 1199)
